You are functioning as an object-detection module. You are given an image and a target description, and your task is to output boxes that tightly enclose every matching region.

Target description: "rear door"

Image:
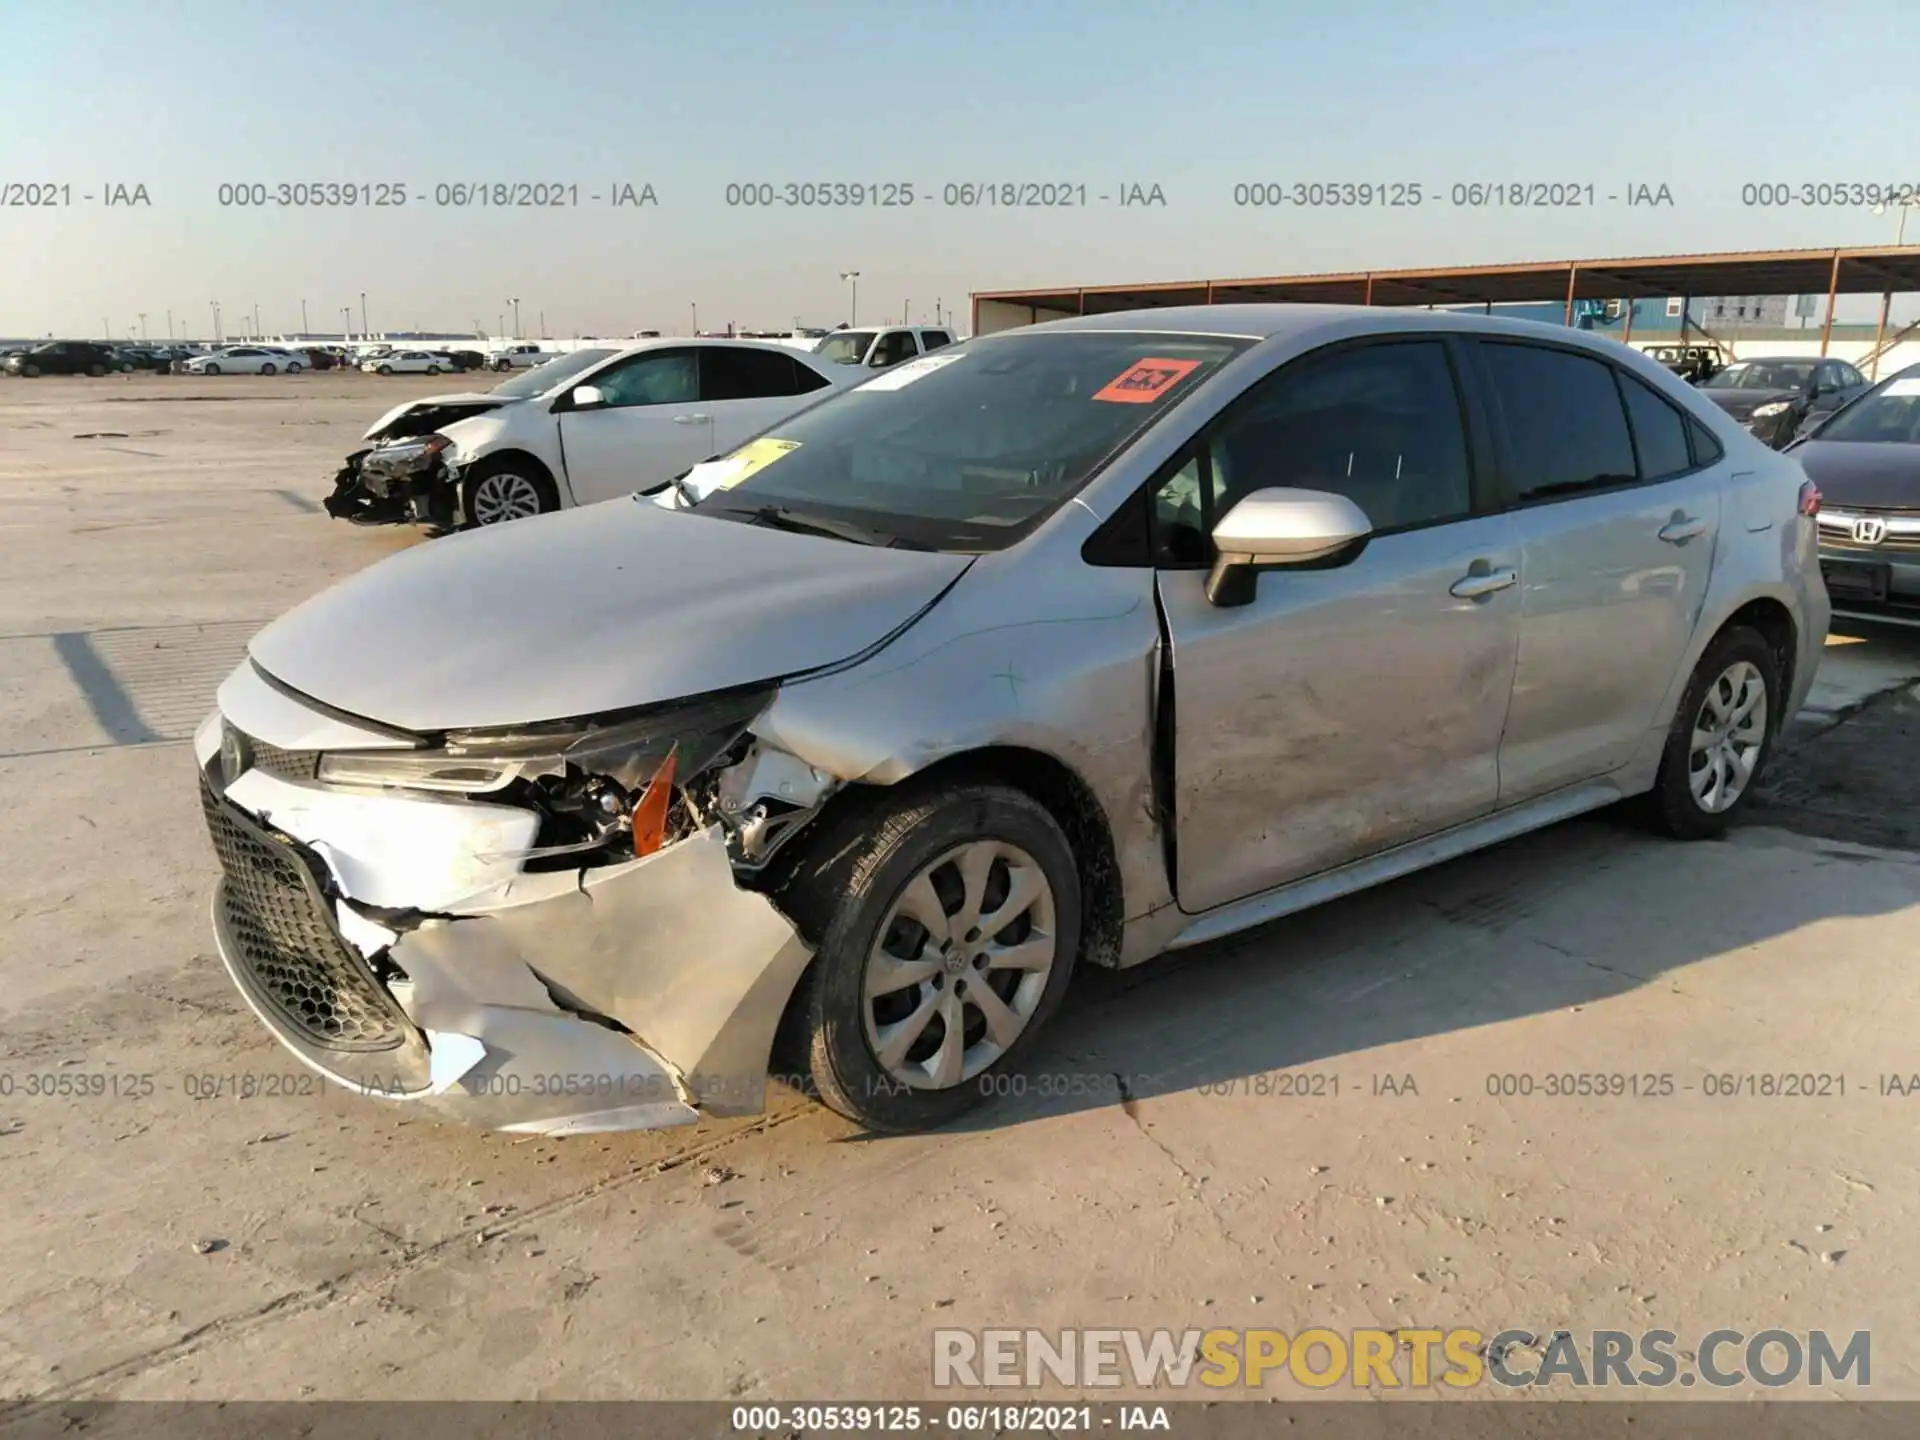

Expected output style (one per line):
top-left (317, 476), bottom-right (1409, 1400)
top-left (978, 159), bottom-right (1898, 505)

top-left (1156, 336), bottom-right (1522, 911)
top-left (554, 347), bottom-right (710, 505)
top-left (699, 345), bottom-right (821, 451)
top-left (867, 329), bottom-right (920, 369)
top-left (1470, 340), bottom-right (1723, 802)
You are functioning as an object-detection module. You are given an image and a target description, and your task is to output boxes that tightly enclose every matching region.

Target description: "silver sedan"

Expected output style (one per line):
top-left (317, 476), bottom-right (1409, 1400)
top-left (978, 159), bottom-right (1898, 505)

top-left (195, 305), bottom-right (1828, 1136)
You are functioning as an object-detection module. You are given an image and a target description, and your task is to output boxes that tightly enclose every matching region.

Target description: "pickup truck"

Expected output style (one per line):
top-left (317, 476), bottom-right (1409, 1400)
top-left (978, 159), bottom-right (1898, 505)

top-left (487, 343), bottom-right (549, 372)
top-left (811, 325), bottom-right (958, 371)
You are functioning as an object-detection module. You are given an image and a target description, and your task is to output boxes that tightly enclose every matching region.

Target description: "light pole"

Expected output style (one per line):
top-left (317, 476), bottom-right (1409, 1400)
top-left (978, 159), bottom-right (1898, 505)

top-left (252, 304), bottom-right (261, 340)
top-left (301, 299), bottom-right (309, 335)
top-left (211, 301), bottom-right (221, 344)
top-left (166, 309), bottom-right (173, 340)
top-left (510, 298), bottom-right (521, 337)
top-left (690, 301), bottom-right (698, 335)
top-left (138, 312), bottom-right (147, 341)
top-left (341, 306), bottom-right (351, 342)
top-left (904, 299), bottom-right (911, 326)
top-left (840, 271), bottom-right (860, 327)
top-left (360, 292), bottom-right (368, 339)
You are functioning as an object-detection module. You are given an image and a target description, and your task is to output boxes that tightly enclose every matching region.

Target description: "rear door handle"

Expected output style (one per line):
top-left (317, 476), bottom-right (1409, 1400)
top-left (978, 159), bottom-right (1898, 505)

top-left (1450, 567), bottom-right (1517, 599)
top-left (1658, 516), bottom-right (1709, 544)
top-left (672, 413), bottom-right (710, 425)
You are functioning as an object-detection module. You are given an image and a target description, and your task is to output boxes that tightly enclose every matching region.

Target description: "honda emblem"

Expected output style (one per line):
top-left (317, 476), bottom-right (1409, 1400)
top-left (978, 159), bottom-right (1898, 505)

top-left (1852, 516), bottom-right (1888, 545)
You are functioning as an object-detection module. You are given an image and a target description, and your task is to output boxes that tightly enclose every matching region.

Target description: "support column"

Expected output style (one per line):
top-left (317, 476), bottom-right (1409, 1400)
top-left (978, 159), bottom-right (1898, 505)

top-left (1622, 298), bottom-right (1634, 346)
top-left (1818, 251), bottom-right (1841, 357)
top-left (1870, 290), bottom-right (1891, 379)
top-left (1364, 274), bottom-right (1374, 306)
top-left (1563, 264), bottom-right (1579, 325)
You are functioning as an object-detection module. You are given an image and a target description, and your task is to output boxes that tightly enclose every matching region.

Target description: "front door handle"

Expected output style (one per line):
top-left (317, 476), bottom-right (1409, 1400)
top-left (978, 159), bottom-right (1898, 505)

top-left (671, 413), bottom-right (710, 425)
top-left (1450, 567), bottom-right (1517, 599)
top-left (1658, 515), bottom-right (1709, 544)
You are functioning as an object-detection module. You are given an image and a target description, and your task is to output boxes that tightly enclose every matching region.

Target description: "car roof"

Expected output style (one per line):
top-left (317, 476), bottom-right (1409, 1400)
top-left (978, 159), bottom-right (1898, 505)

top-left (995, 303), bottom-right (1665, 357)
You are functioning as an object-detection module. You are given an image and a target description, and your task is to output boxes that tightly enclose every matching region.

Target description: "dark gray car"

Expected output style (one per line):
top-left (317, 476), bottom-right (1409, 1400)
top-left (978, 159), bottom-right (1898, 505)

top-left (1698, 356), bottom-right (1870, 448)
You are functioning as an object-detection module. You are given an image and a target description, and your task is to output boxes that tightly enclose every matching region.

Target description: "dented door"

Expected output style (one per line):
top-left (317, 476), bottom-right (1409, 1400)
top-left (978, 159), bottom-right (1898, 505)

top-left (1158, 512), bottom-right (1522, 914)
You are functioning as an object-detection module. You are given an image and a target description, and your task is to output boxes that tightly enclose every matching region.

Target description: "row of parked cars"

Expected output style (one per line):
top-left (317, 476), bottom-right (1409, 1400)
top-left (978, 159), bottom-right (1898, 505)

top-left (0, 338), bottom-right (566, 379)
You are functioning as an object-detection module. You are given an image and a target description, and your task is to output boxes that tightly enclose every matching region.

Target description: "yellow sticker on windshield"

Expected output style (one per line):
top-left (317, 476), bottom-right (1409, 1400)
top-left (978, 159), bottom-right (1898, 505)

top-left (707, 438), bottom-right (801, 490)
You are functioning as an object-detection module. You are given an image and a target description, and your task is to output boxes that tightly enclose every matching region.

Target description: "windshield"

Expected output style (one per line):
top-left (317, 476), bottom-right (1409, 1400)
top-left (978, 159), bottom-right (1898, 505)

top-left (490, 348), bottom-right (617, 397)
top-left (692, 331), bottom-right (1254, 551)
top-left (815, 331), bottom-right (876, 365)
top-left (1704, 360), bottom-right (1814, 390)
top-left (1813, 375), bottom-right (1920, 444)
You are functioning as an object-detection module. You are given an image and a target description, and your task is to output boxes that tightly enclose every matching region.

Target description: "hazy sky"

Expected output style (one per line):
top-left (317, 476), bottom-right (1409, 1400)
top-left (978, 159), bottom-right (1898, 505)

top-left (3, 0), bottom-right (1917, 338)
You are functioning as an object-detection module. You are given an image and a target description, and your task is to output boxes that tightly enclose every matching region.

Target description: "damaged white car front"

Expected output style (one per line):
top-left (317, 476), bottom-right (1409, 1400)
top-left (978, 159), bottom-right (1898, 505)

top-left (194, 665), bottom-right (840, 1136)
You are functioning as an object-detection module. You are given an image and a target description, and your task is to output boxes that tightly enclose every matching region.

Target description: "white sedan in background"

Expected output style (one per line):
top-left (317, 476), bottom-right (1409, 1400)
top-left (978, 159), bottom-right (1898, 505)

top-left (362, 350), bottom-right (457, 376)
top-left (329, 338), bottom-right (855, 527)
top-left (184, 345), bottom-right (306, 375)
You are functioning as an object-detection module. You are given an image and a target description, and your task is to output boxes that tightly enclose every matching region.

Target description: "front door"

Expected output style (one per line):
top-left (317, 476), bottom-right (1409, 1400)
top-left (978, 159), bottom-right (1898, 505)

top-left (1157, 338), bottom-right (1522, 913)
top-left (1470, 341), bottom-right (1722, 801)
top-left (556, 347), bottom-right (714, 506)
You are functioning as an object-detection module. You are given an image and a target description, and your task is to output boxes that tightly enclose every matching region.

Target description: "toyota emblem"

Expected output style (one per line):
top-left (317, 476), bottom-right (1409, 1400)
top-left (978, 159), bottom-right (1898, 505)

top-left (1852, 516), bottom-right (1888, 546)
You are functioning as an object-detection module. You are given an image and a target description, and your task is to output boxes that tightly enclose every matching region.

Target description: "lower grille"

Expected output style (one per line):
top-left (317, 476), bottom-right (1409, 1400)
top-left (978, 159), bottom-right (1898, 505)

top-left (199, 772), bottom-right (407, 1051)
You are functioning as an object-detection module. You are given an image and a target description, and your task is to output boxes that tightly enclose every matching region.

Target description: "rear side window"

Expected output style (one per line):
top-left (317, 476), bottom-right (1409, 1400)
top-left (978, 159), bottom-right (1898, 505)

top-left (1616, 372), bottom-right (1694, 480)
top-left (702, 346), bottom-right (801, 400)
top-left (1478, 342), bottom-right (1637, 502)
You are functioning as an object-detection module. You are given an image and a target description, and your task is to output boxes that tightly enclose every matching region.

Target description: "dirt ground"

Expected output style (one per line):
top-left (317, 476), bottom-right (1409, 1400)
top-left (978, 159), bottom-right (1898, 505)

top-left (4, 372), bottom-right (1920, 1411)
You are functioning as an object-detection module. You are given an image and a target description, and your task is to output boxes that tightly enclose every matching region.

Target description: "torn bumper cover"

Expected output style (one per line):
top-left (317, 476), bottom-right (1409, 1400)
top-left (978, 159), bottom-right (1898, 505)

top-left (194, 713), bottom-right (814, 1136)
top-left (323, 438), bottom-right (460, 528)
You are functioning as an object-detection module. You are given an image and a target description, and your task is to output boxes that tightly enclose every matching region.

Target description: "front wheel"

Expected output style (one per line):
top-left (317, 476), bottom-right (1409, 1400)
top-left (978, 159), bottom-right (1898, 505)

top-left (377, 364), bottom-right (393, 375)
top-left (461, 459), bottom-right (556, 526)
top-left (780, 782), bottom-right (1082, 1132)
top-left (87, 363), bottom-right (106, 377)
top-left (425, 364), bottom-right (441, 375)
top-left (202, 363), bottom-right (221, 375)
top-left (287, 362), bottom-right (302, 373)
top-left (1639, 625), bottom-right (1780, 840)
top-left (21, 363), bottom-right (39, 377)
top-left (260, 363), bottom-right (276, 375)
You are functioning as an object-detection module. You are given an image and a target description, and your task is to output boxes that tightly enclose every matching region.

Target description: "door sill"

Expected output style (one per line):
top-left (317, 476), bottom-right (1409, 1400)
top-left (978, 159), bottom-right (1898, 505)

top-left (1167, 780), bottom-right (1630, 951)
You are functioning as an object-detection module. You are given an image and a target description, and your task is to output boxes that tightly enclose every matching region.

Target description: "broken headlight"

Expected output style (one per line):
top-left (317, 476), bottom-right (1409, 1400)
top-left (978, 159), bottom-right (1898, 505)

top-left (318, 686), bottom-right (773, 862)
top-left (360, 433), bottom-right (453, 481)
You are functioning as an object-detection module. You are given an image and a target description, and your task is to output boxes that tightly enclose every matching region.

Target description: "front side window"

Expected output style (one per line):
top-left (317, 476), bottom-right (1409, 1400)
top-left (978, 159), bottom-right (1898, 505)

top-left (698, 330), bottom-right (1252, 551)
top-left (1205, 340), bottom-right (1474, 532)
top-left (815, 331), bottom-right (875, 365)
top-left (871, 331), bottom-right (919, 367)
top-left (1478, 342), bottom-right (1637, 502)
top-left (589, 349), bottom-right (698, 408)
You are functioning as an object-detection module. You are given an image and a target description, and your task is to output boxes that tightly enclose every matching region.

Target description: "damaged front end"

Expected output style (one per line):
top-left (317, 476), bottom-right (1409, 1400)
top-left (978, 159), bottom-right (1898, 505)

top-left (195, 668), bottom-right (845, 1135)
top-left (324, 434), bottom-right (460, 529)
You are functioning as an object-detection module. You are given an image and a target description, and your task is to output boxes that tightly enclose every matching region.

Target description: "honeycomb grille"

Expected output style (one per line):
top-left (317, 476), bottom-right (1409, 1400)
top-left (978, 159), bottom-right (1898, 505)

top-left (246, 733), bottom-right (320, 781)
top-left (200, 772), bottom-right (406, 1051)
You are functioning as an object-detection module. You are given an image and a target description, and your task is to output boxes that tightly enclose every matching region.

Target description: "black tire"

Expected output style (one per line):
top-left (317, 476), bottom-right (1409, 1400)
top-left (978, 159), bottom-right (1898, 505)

top-left (1638, 625), bottom-right (1781, 840)
top-left (779, 781), bottom-right (1082, 1133)
top-left (21, 363), bottom-right (39, 377)
top-left (287, 362), bottom-right (302, 374)
top-left (260, 363), bottom-right (276, 375)
top-left (87, 363), bottom-right (105, 377)
top-left (203, 363), bottom-right (221, 375)
top-left (377, 363), bottom-right (393, 375)
top-left (460, 456), bottom-right (558, 526)
top-left (426, 364), bottom-right (441, 375)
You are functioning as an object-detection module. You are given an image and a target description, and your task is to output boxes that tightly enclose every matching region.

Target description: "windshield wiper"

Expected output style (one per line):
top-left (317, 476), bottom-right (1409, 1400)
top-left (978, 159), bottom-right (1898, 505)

top-left (719, 504), bottom-right (930, 550)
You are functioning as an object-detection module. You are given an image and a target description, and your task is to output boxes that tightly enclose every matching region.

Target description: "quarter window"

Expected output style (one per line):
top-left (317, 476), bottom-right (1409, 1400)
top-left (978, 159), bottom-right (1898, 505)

top-left (1478, 342), bottom-right (1638, 502)
top-left (1616, 372), bottom-right (1694, 480)
top-left (789, 356), bottom-right (832, 393)
top-left (1203, 340), bottom-right (1474, 533)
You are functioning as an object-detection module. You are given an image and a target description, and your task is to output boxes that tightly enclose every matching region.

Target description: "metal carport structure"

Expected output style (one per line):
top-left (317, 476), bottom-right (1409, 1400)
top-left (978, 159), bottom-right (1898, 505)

top-left (973, 245), bottom-right (1920, 359)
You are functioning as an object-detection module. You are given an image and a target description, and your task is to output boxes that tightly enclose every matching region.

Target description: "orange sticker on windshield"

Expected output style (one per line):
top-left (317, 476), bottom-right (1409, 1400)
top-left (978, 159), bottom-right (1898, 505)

top-left (1093, 357), bottom-right (1202, 404)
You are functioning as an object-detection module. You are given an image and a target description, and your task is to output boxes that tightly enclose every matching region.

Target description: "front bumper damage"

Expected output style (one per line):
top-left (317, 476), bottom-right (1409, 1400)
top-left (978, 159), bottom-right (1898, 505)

top-left (193, 697), bottom-right (820, 1136)
top-left (323, 444), bottom-right (462, 529)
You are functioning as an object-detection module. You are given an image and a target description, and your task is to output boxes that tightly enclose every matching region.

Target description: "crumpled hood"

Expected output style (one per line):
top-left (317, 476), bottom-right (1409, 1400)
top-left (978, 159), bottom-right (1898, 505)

top-left (1791, 439), bottom-right (1920, 511)
top-left (362, 392), bottom-right (508, 440)
top-left (248, 500), bottom-right (972, 732)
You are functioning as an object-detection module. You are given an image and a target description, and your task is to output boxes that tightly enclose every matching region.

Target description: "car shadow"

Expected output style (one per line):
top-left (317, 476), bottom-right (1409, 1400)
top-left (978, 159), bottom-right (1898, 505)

top-left (893, 799), bottom-right (1916, 1138)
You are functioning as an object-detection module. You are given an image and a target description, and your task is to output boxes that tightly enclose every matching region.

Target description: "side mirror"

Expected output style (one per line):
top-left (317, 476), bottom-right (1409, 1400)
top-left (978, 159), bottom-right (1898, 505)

top-left (567, 384), bottom-right (606, 410)
top-left (1205, 487), bottom-right (1373, 607)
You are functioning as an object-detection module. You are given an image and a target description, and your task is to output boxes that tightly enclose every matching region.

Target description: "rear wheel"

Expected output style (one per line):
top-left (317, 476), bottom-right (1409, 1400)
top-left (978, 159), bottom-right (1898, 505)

top-left (287, 361), bottom-right (302, 373)
top-left (461, 458), bottom-right (556, 526)
top-left (780, 782), bottom-right (1081, 1133)
top-left (1639, 625), bottom-right (1779, 840)
top-left (260, 363), bottom-right (276, 375)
